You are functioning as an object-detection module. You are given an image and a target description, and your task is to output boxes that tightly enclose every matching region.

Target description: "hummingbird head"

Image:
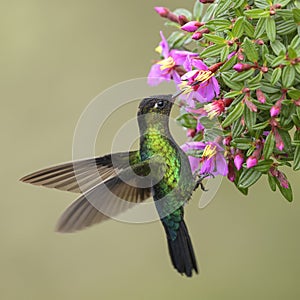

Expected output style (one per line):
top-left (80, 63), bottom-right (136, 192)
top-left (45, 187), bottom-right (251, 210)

top-left (138, 94), bottom-right (174, 117)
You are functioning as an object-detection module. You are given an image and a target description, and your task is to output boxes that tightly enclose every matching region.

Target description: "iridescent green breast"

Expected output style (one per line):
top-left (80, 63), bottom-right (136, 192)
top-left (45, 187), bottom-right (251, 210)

top-left (140, 127), bottom-right (181, 190)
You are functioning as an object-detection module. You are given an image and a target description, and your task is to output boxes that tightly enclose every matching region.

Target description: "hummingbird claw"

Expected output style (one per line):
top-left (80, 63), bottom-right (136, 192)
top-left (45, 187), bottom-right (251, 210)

top-left (193, 173), bottom-right (214, 192)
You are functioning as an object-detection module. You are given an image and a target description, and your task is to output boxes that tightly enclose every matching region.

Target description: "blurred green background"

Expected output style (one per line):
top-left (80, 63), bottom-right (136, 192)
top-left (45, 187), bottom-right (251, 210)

top-left (1, 1), bottom-right (300, 299)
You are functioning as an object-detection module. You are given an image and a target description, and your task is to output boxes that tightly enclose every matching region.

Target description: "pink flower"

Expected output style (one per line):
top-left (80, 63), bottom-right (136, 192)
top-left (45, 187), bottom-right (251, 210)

top-left (179, 57), bottom-right (220, 104)
top-left (181, 141), bottom-right (228, 176)
top-left (204, 99), bottom-right (225, 119)
top-left (148, 32), bottom-right (198, 86)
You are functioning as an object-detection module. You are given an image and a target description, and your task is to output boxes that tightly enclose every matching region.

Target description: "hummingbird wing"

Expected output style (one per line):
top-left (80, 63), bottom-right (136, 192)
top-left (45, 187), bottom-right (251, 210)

top-left (55, 157), bottom-right (164, 233)
top-left (20, 151), bottom-right (140, 193)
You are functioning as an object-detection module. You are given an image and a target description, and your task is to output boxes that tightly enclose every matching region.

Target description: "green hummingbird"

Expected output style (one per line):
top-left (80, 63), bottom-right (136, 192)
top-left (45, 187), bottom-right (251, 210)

top-left (20, 94), bottom-right (206, 277)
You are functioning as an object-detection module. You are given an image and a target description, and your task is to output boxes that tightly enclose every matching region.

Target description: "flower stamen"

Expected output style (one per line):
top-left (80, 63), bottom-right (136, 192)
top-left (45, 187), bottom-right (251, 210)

top-left (157, 56), bottom-right (176, 70)
top-left (202, 145), bottom-right (217, 160)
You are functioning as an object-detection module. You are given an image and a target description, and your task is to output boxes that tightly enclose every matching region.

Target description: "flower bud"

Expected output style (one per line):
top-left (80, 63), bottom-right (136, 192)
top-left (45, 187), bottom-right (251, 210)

top-left (246, 156), bottom-right (258, 168)
top-left (270, 105), bottom-right (280, 117)
top-left (178, 15), bottom-right (189, 26)
top-left (256, 89), bottom-right (266, 103)
top-left (192, 31), bottom-right (203, 40)
top-left (223, 136), bottom-right (232, 146)
top-left (234, 153), bottom-right (244, 170)
top-left (227, 160), bottom-right (236, 182)
top-left (233, 63), bottom-right (252, 72)
top-left (199, 0), bottom-right (215, 3)
top-left (154, 7), bottom-right (169, 17)
top-left (181, 21), bottom-right (202, 32)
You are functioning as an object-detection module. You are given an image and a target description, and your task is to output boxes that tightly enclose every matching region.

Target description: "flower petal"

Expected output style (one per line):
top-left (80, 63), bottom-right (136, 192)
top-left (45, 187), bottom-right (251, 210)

top-left (159, 31), bottom-right (169, 58)
top-left (147, 64), bottom-right (171, 86)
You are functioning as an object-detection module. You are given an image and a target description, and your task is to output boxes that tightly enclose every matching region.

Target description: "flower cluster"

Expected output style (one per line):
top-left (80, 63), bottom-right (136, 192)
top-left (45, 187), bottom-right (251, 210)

top-left (148, 0), bottom-right (300, 201)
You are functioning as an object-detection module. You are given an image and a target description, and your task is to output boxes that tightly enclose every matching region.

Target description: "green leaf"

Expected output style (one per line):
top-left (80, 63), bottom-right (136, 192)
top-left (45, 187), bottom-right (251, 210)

top-left (220, 46), bottom-right (230, 62)
top-left (275, 9), bottom-right (293, 18)
top-left (255, 0), bottom-right (269, 9)
top-left (220, 55), bottom-right (237, 72)
top-left (243, 38), bottom-right (258, 62)
top-left (290, 33), bottom-right (300, 49)
top-left (260, 81), bottom-right (281, 93)
top-left (237, 186), bottom-right (249, 195)
top-left (254, 17), bottom-right (266, 38)
top-left (222, 102), bottom-right (244, 128)
top-left (193, 1), bottom-right (203, 21)
top-left (215, 0), bottom-right (232, 17)
top-left (253, 159), bottom-right (274, 173)
top-left (297, 106), bottom-right (300, 119)
top-left (263, 132), bottom-right (275, 159)
top-left (288, 89), bottom-right (300, 100)
top-left (231, 137), bottom-right (253, 150)
top-left (243, 19), bottom-right (255, 37)
top-left (268, 173), bottom-right (277, 191)
top-left (277, 20), bottom-right (297, 35)
top-left (252, 120), bottom-right (270, 130)
top-left (270, 55), bottom-right (286, 67)
top-left (231, 68), bottom-right (255, 81)
top-left (177, 113), bottom-right (197, 129)
top-left (293, 8), bottom-right (300, 24)
top-left (270, 40), bottom-right (286, 56)
top-left (224, 91), bottom-right (242, 98)
top-left (238, 168), bottom-right (262, 188)
top-left (167, 32), bottom-right (185, 49)
top-left (275, 177), bottom-right (293, 202)
top-left (293, 145), bottom-right (300, 170)
top-left (292, 114), bottom-right (300, 127)
top-left (288, 46), bottom-right (297, 59)
top-left (266, 17), bottom-right (276, 42)
top-left (206, 19), bottom-right (232, 30)
top-left (244, 106), bottom-right (257, 129)
top-left (274, 0), bottom-right (291, 8)
top-left (201, 3), bottom-right (216, 22)
top-left (200, 44), bottom-right (226, 58)
top-left (173, 8), bottom-right (192, 20)
top-left (271, 68), bottom-right (282, 85)
top-left (248, 71), bottom-right (263, 84)
top-left (232, 118), bottom-right (245, 137)
top-left (282, 65), bottom-right (296, 88)
top-left (233, 0), bottom-right (245, 8)
top-left (199, 116), bottom-right (217, 129)
top-left (221, 72), bottom-right (244, 90)
top-left (232, 17), bottom-right (244, 38)
top-left (244, 9), bottom-right (270, 18)
top-left (203, 34), bottom-right (226, 44)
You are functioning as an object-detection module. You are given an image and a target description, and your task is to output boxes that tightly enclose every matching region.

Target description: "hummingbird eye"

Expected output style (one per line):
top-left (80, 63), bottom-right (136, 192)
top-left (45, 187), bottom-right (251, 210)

top-left (154, 100), bottom-right (165, 109)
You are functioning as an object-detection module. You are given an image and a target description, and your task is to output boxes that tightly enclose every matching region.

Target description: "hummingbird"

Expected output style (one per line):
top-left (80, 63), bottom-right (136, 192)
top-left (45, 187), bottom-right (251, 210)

top-left (20, 93), bottom-right (207, 277)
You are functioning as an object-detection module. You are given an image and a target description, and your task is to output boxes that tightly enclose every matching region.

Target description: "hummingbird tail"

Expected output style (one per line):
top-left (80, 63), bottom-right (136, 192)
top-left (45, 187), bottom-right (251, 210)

top-left (165, 220), bottom-right (198, 277)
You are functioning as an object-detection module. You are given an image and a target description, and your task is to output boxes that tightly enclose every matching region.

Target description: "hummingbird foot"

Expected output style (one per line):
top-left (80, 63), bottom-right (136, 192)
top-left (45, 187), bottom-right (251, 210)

top-left (193, 173), bottom-right (214, 191)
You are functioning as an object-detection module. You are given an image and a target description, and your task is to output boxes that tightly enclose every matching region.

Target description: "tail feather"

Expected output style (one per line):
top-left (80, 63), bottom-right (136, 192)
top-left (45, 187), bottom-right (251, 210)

top-left (165, 220), bottom-right (198, 277)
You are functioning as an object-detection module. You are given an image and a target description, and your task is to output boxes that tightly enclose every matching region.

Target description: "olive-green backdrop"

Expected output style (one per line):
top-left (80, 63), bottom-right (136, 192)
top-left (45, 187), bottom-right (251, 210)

top-left (1, 1), bottom-right (300, 299)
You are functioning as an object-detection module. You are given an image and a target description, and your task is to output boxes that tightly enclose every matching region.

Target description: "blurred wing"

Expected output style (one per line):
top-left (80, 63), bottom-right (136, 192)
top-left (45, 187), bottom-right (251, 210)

top-left (20, 151), bottom-right (139, 193)
top-left (56, 156), bottom-right (165, 233)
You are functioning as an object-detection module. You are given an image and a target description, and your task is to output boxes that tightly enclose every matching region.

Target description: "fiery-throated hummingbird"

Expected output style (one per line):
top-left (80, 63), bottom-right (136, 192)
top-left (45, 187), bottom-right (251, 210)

top-left (20, 94), bottom-right (206, 277)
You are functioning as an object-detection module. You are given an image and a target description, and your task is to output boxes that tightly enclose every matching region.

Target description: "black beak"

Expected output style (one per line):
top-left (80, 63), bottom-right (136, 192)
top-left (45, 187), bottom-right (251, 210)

top-left (171, 89), bottom-right (185, 102)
